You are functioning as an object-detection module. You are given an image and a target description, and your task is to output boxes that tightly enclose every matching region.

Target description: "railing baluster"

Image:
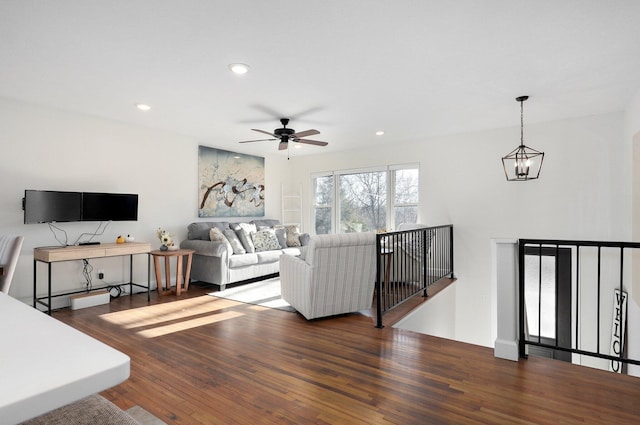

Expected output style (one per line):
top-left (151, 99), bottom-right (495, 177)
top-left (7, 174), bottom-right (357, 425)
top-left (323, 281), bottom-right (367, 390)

top-left (375, 224), bottom-right (454, 328)
top-left (597, 246), bottom-right (601, 355)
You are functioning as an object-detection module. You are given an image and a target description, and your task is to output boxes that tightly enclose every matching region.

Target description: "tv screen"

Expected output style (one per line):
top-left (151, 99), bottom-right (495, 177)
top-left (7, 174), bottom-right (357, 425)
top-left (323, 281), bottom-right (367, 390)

top-left (24, 190), bottom-right (83, 224)
top-left (82, 192), bottom-right (138, 221)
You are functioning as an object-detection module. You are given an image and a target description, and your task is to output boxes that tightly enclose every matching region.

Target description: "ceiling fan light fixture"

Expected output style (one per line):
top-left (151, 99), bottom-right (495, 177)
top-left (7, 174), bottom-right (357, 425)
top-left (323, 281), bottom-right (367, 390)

top-left (501, 96), bottom-right (544, 181)
top-left (229, 63), bottom-right (250, 75)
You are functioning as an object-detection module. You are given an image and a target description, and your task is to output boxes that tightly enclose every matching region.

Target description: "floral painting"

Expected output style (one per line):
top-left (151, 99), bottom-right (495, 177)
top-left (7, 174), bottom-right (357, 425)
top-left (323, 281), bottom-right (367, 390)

top-left (198, 145), bottom-right (265, 217)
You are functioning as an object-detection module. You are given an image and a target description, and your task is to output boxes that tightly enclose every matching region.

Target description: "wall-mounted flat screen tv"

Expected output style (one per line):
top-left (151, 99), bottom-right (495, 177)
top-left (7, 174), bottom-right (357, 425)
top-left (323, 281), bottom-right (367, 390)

top-left (82, 192), bottom-right (138, 221)
top-left (23, 190), bottom-right (83, 224)
top-left (23, 190), bottom-right (139, 224)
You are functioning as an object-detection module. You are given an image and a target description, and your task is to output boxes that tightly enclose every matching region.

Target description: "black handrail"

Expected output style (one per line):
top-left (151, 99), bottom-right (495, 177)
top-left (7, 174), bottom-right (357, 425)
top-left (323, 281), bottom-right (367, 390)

top-left (375, 224), bottom-right (454, 328)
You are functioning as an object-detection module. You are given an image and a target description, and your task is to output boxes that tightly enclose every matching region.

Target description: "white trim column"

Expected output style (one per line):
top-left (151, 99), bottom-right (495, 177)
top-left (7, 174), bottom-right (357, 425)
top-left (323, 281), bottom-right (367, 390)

top-left (492, 238), bottom-right (519, 361)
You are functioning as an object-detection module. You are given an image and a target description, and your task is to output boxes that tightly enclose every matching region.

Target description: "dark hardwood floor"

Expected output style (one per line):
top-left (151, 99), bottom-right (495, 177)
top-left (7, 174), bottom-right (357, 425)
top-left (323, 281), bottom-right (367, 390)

top-left (53, 283), bottom-right (640, 425)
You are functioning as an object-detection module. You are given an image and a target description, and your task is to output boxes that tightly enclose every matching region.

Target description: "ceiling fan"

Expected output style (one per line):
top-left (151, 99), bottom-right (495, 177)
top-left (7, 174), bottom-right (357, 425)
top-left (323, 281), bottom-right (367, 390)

top-left (239, 118), bottom-right (328, 151)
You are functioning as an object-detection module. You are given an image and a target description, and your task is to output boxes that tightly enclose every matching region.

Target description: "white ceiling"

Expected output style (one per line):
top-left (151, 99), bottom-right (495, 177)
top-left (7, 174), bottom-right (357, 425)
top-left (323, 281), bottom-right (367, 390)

top-left (2, 0), bottom-right (640, 157)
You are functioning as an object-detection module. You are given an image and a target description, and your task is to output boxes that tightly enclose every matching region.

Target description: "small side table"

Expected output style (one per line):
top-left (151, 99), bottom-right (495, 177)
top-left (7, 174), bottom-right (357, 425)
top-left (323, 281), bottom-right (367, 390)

top-left (150, 249), bottom-right (195, 296)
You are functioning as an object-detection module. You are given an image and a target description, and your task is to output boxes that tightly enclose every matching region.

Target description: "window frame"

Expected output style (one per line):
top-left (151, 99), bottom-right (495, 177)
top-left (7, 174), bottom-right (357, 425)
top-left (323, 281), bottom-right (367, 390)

top-left (311, 163), bottom-right (419, 234)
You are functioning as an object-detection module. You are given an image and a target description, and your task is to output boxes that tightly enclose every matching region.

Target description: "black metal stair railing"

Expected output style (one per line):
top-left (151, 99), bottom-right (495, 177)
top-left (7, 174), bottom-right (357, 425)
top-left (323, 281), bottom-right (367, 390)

top-left (519, 239), bottom-right (640, 371)
top-left (375, 224), bottom-right (454, 328)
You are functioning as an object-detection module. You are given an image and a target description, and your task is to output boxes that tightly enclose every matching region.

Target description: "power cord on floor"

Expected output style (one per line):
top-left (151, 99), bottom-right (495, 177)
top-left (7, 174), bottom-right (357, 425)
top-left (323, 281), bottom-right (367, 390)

top-left (82, 259), bottom-right (93, 291)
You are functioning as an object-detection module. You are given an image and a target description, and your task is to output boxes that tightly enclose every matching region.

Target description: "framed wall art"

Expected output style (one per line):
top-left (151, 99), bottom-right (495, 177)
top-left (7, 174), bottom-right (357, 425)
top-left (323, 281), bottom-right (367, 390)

top-left (198, 145), bottom-right (265, 217)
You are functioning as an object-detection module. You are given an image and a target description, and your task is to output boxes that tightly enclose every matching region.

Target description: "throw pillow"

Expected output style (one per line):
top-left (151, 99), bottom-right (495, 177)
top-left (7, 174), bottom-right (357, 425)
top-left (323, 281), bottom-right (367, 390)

top-left (286, 225), bottom-right (301, 247)
top-left (235, 228), bottom-right (255, 253)
top-left (251, 229), bottom-right (281, 252)
top-left (274, 226), bottom-right (287, 249)
top-left (210, 227), bottom-right (233, 253)
top-left (299, 233), bottom-right (310, 246)
top-left (222, 229), bottom-right (246, 255)
top-left (231, 223), bottom-right (257, 253)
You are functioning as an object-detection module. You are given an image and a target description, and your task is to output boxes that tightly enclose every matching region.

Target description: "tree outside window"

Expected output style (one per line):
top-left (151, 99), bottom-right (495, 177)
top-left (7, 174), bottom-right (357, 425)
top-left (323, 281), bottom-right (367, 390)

top-left (313, 174), bottom-right (333, 234)
top-left (393, 167), bottom-right (419, 228)
top-left (339, 171), bottom-right (386, 232)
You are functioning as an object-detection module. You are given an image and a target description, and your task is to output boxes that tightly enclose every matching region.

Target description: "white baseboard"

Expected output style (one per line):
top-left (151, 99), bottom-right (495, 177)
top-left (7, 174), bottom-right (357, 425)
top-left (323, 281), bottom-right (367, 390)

top-left (494, 338), bottom-right (519, 361)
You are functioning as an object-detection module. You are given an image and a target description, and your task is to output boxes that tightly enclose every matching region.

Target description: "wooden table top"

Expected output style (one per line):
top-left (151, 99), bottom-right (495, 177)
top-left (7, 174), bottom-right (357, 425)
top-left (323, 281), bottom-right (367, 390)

top-left (150, 248), bottom-right (196, 257)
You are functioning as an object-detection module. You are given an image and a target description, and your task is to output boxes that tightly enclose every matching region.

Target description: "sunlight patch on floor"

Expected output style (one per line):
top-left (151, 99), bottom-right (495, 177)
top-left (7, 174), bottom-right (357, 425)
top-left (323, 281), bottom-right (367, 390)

top-left (99, 295), bottom-right (239, 329)
top-left (136, 310), bottom-right (245, 338)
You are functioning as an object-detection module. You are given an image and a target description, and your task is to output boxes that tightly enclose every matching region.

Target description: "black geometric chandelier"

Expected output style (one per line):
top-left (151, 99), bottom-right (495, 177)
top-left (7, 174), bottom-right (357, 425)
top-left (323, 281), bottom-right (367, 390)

top-left (502, 96), bottom-right (544, 181)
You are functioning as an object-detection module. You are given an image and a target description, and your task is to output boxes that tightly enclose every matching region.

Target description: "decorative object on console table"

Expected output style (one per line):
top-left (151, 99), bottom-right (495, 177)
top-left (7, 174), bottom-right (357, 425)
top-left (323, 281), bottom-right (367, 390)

top-left (198, 145), bottom-right (265, 217)
top-left (156, 227), bottom-right (174, 251)
top-left (150, 249), bottom-right (195, 296)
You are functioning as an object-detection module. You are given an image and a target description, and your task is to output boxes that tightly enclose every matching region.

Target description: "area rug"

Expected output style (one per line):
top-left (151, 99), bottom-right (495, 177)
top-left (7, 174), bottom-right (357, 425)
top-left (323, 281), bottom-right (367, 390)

top-left (126, 405), bottom-right (167, 425)
top-left (209, 277), bottom-right (295, 312)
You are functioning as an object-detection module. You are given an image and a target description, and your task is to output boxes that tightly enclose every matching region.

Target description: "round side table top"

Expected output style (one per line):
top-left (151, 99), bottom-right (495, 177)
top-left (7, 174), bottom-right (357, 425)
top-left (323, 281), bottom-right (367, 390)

top-left (149, 248), bottom-right (196, 256)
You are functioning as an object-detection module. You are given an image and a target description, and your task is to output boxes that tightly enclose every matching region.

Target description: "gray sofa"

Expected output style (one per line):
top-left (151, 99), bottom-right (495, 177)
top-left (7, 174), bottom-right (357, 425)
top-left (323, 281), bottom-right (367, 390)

top-left (180, 219), bottom-right (308, 290)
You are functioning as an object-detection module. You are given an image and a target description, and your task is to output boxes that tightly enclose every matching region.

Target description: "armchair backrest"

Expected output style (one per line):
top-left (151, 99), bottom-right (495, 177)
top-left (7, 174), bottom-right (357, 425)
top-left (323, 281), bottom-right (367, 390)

top-left (0, 236), bottom-right (24, 294)
top-left (305, 232), bottom-right (376, 267)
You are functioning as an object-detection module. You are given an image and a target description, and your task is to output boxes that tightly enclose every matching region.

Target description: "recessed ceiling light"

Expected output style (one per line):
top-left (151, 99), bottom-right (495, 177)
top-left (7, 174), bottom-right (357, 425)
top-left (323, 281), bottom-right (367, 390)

top-left (375, 130), bottom-right (385, 136)
top-left (229, 63), bottom-right (250, 75)
top-left (294, 144), bottom-right (302, 149)
top-left (135, 103), bottom-right (151, 111)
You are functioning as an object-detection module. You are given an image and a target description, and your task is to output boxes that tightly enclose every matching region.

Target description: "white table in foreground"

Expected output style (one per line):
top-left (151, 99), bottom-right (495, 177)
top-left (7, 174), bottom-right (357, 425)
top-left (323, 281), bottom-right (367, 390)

top-left (0, 292), bottom-right (130, 425)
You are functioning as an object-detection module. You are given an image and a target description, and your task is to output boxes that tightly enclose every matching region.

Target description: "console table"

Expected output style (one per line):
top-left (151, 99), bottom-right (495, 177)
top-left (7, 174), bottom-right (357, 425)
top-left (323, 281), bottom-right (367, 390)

top-left (0, 291), bottom-right (130, 424)
top-left (33, 242), bottom-right (151, 314)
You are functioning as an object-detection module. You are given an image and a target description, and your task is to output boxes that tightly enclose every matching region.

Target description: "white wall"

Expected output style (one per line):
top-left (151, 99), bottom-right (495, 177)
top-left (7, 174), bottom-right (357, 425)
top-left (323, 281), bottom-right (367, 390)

top-left (0, 97), bottom-right (289, 303)
top-left (624, 88), bottom-right (640, 375)
top-left (289, 112), bottom-right (628, 347)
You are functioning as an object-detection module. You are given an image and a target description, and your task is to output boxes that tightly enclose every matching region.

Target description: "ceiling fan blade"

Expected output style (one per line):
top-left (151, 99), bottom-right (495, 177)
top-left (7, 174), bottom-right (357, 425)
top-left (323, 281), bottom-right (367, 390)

top-left (292, 129), bottom-right (320, 138)
top-left (296, 139), bottom-right (328, 146)
top-left (239, 138), bottom-right (277, 143)
top-left (278, 141), bottom-right (288, 150)
top-left (252, 129), bottom-right (278, 137)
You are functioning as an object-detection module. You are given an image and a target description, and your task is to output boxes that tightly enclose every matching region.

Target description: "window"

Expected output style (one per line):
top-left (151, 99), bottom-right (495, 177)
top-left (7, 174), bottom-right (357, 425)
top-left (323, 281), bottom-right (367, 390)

top-left (392, 166), bottom-right (419, 227)
top-left (340, 170), bottom-right (386, 233)
top-left (312, 164), bottom-right (418, 234)
top-left (313, 173), bottom-right (333, 234)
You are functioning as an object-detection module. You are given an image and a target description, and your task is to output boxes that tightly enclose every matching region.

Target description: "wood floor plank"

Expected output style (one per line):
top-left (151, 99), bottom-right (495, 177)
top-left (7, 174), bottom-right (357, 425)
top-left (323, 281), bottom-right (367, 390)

top-left (52, 284), bottom-right (640, 425)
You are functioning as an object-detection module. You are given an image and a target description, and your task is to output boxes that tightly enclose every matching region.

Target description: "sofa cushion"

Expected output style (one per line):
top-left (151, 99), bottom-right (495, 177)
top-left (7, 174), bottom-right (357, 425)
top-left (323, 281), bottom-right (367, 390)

top-left (251, 229), bottom-right (281, 252)
top-left (256, 250), bottom-right (281, 264)
top-left (282, 247), bottom-right (303, 257)
top-left (223, 229), bottom-right (246, 254)
top-left (228, 253), bottom-right (259, 268)
top-left (188, 221), bottom-right (230, 240)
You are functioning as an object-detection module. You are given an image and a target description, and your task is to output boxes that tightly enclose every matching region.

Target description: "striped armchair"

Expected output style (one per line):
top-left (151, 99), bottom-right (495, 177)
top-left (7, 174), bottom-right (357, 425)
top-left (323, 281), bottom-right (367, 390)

top-left (280, 232), bottom-right (376, 320)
